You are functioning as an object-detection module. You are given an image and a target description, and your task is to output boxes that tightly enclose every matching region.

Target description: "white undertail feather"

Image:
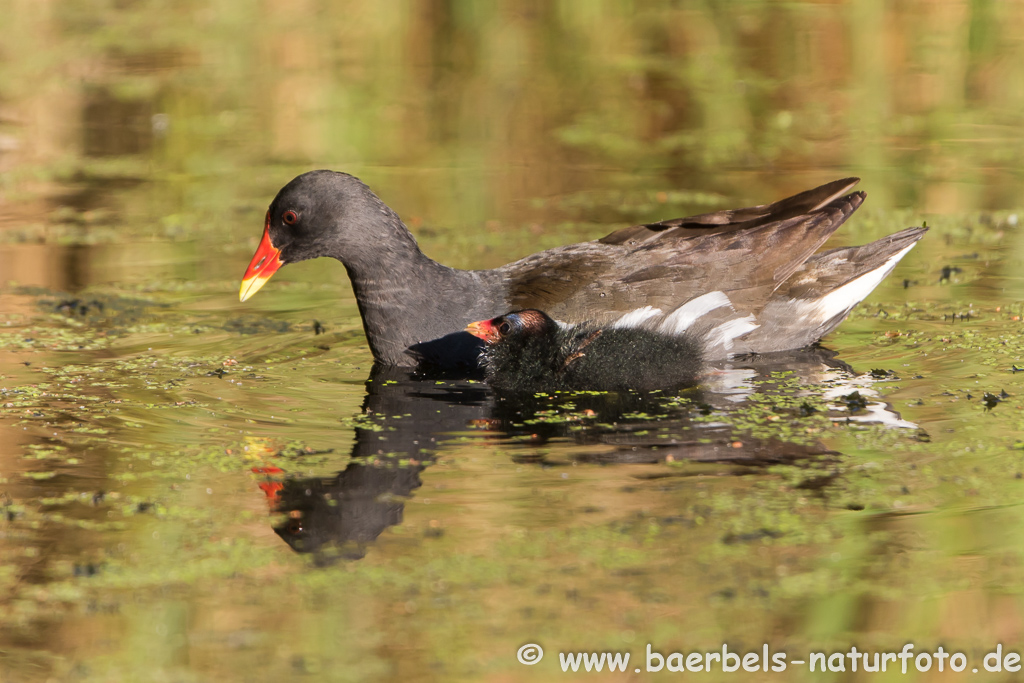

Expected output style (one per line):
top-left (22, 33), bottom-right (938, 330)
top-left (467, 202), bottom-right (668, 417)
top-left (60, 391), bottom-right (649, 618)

top-left (800, 242), bottom-right (918, 325)
top-left (658, 291), bottom-right (733, 334)
top-left (707, 315), bottom-right (760, 352)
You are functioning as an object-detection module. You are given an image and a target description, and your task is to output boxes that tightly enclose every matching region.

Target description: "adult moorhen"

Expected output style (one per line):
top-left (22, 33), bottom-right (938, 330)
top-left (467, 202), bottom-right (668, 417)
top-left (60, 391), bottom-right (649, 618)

top-left (239, 171), bottom-right (926, 368)
top-left (466, 309), bottom-right (702, 392)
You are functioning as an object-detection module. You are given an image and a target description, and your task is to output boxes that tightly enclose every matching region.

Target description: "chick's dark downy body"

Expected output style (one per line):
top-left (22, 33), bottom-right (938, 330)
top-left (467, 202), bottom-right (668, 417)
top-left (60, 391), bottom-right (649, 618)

top-left (473, 310), bottom-right (702, 393)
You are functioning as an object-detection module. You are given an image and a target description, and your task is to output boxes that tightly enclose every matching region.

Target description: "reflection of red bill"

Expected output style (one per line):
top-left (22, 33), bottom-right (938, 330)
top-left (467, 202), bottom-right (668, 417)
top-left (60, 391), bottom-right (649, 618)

top-left (258, 481), bottom-right (283, 504)
top-left (239, 213), bottom-right (284, 302)
top-left (465, 318), bottom-right (499, 343)
top-left (251, 466), bottom-right (285, 505)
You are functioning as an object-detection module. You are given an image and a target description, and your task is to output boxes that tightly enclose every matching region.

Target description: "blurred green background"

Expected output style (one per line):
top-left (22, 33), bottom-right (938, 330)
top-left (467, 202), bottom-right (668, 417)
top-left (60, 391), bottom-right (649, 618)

top-left (4, 0), bottom-right (1024, 291)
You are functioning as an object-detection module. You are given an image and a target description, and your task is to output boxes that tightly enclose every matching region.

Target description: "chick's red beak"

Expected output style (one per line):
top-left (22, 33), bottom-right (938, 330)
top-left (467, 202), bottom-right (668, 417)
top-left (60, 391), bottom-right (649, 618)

top-left (239, 212), bottom-right (284, 302)
top-left (466, 318), bottom-right (500, 343)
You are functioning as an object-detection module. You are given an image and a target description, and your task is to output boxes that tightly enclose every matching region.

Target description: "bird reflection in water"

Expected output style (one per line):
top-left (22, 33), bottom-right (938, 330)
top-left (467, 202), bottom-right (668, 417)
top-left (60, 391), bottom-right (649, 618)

top-left (256, 349), bottom-right (917, 565)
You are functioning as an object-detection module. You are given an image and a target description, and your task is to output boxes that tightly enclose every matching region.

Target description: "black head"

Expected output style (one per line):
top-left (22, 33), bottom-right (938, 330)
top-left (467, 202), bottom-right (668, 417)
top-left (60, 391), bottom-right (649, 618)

top-left (240, 170), bottom-right (424, 302)
top-left (266, 170), bottom-right (418, 266)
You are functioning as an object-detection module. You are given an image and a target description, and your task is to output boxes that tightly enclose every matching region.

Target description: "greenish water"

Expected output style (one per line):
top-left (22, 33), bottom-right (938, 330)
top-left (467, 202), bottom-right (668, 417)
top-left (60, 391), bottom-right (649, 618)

top-left (5, 2), bottom-right (1024, 682)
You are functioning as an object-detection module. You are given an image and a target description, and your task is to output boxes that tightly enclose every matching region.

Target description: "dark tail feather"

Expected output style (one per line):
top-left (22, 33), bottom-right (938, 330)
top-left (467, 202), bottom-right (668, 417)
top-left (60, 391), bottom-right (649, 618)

top-left (600, 177), bottom-right (862, 245)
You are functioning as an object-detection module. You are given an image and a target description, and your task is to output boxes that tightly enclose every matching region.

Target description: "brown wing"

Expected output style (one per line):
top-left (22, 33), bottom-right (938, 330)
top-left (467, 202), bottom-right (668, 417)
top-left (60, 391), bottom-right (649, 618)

top-left (502, 190), bottom-right (865, 325)
top-left (598, 178), bottom-right (861, 246)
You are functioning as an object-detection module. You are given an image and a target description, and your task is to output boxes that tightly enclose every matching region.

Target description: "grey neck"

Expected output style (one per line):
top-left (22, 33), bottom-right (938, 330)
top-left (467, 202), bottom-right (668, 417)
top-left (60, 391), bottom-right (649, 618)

top-left (343, 252), bottom-right (504, 366)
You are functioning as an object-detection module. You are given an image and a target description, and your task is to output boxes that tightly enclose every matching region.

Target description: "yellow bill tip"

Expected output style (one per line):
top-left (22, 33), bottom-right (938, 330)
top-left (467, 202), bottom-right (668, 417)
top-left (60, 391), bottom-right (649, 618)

top-left (239, 275), bottom-right (270, 302)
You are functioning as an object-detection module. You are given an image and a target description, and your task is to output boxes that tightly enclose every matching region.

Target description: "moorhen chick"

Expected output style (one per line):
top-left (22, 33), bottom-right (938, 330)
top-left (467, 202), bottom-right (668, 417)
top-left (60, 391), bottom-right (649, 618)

top-left (466, 309), bottom-right (702, 393)
top-left (239, 171), bottom-right (926, 368)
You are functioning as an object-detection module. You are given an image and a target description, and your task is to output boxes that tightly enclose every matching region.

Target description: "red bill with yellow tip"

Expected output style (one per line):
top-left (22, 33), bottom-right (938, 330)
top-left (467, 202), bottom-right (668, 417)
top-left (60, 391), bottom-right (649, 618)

top-left (239, 212), bottom-right (284, 302)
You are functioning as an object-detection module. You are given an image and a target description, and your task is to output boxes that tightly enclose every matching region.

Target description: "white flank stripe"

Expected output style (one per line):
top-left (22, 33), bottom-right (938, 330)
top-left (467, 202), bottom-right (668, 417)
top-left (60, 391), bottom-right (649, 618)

top-left (807, 242), bottom-right (917, 323)
top-left (611, 305), bottom-right (663, 328)
top-left (658, 291), bottom-right (733, 334)
top-left (707, 315), bottom-right (760, 351)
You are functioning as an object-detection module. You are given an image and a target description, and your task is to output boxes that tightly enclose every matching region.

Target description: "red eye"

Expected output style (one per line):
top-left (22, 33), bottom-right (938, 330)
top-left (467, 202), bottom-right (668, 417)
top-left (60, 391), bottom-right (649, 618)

top-left (282, 210), bottom-right (298, 225)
